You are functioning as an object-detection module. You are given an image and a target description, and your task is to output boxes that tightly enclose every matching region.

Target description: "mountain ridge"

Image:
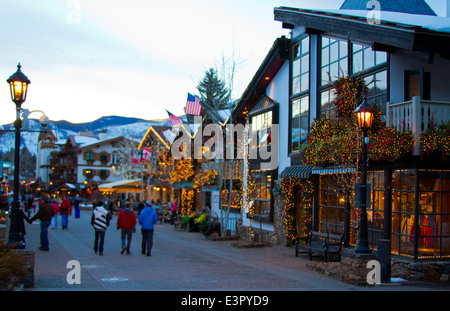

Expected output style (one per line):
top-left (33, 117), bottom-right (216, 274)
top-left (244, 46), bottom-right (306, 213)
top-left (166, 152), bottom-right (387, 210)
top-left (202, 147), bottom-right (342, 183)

top-left (0, 115), bottom-right (172, 156)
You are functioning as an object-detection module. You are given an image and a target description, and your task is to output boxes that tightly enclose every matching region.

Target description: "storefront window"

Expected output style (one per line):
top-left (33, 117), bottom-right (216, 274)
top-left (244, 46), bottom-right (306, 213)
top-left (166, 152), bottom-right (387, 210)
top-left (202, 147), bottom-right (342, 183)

top-left (368, 171), bottom-right (385, 250)
top-left (249, 170), bottom-right (271, 221)
top-left (417, 170), bottom-right (450, 259)
top-left (392, 169), bottom-right (416, 258)
top-left (318, 175), bottom-right (347, 236)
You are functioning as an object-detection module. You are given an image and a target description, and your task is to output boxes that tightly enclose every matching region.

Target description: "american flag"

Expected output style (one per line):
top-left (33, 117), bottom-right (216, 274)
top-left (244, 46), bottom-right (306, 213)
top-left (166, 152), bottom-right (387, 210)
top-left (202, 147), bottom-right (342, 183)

top-left (185, 93), bottom-right (202, 116)
top-left (166, 110), bottom-right (182, 127)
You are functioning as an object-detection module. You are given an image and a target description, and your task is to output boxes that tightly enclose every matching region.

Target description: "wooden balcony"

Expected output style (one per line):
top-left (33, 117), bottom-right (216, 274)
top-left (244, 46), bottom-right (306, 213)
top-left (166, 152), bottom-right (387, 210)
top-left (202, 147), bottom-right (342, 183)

top-left (386, 96), bottom-right (450, 155)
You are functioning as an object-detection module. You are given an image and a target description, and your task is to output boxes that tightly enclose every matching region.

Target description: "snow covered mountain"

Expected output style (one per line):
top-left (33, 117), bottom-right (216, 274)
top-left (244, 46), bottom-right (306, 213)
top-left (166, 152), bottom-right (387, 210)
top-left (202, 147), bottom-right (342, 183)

top-left (0, 115), bottom-right (172, 155)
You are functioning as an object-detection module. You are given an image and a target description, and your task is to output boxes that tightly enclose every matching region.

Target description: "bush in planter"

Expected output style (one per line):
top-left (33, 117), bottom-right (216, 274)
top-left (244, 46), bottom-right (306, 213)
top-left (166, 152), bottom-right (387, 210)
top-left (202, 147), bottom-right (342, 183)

top-left (0, 242), bottom-right (27, 290)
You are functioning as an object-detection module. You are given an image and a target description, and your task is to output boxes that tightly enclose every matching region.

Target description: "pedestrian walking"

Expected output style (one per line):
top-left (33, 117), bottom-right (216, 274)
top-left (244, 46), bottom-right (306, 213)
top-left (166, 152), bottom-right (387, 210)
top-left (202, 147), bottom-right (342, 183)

top-left (59, 197), bottom-right (72, 230)
top-left (30, 197), bottom-right (55, 251)
top-left (50, 200), bottom-right (60, 229)
top-left (117, 202), bottom-right (137, 255)
top-left (74, 195), bottom-right (82, 218)
top-left (91, 201), bottom-right (111, 255)
top-left (138, 201), bottom-right (159, 256)
top-left (170, 199), bottom-right (178, 224)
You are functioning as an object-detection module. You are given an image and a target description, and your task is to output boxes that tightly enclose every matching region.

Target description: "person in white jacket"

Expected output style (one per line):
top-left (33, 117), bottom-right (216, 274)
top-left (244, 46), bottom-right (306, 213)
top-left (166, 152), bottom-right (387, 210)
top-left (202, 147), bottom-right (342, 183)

top-left (91, 201), bottom-right (111, 255)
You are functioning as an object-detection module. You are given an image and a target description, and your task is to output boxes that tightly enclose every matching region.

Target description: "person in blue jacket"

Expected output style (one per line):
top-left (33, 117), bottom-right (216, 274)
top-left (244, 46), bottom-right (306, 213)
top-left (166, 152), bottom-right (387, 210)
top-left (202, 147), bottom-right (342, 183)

top-left (138, 201), bottom-right (159, 256)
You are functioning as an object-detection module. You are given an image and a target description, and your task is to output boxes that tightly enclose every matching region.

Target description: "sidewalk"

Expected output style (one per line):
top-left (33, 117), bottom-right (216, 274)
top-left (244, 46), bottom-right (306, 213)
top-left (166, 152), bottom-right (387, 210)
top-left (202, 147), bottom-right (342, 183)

top-left (19, 210), bottom-right (449, 292)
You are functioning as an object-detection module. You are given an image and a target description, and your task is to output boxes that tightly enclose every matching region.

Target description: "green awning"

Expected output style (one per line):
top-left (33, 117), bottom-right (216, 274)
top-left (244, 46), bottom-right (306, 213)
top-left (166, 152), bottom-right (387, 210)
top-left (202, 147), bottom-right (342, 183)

top-left (280, 165), bottom-right (313, 179)
top-left (311, 165), bottom-right (356, 175)
top-left (171, 181), bottom-right (194, 189)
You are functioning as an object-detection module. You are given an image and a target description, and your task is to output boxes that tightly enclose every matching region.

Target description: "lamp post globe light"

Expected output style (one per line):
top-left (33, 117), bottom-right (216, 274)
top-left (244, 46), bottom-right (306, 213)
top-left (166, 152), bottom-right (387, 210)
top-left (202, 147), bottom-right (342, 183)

top-left (354, 97), bottom-right (375, 254)
top-left (6, 63), bottom-right (30, 249)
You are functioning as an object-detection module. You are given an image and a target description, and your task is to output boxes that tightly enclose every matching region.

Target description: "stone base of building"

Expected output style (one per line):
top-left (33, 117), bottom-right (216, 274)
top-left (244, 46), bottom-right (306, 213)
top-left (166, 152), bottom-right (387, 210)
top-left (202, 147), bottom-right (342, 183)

top-left (237, 224), bottom-right (278, 246)
top-left (304, 248), bottom-right (450, 285)
top-left (391, 258), bottom-right (450, 282)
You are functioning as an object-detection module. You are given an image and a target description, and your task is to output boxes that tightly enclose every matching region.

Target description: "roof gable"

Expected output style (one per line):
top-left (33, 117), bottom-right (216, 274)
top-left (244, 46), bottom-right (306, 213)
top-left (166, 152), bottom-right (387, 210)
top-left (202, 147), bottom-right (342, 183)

top-left (340, 0), bottom-right (436, 16)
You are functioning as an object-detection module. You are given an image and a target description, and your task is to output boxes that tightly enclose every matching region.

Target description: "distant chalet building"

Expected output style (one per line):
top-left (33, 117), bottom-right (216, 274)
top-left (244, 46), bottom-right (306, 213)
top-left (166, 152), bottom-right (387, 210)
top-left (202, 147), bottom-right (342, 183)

top-left (37, 129), bottom-right (138, 197)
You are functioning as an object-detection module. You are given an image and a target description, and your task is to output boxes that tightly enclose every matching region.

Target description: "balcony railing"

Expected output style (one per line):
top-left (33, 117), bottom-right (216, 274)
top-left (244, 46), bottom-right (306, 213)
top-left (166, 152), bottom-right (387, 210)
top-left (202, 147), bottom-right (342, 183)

top-left (386, 96), bottom-right (450, 155)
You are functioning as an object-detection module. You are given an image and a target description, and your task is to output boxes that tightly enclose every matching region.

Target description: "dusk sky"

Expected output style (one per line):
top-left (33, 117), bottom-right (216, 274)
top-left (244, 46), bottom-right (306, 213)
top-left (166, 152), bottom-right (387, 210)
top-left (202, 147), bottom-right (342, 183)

top-left (0, 0), bottom-right (341, 125)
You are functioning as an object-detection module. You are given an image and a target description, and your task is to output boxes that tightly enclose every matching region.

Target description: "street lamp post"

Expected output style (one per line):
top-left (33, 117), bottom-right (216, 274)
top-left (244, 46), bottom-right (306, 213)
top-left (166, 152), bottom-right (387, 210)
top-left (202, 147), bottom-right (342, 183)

top-left (354, 97), bottom-right (375, 254)
top-left (6, 63), bottom-right (30, 249)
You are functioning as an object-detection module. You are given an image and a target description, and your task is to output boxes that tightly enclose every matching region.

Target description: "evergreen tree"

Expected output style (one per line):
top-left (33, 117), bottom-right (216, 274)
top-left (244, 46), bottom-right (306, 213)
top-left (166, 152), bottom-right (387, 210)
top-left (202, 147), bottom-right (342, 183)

top-left (196, 68), bottom-right (231, 122)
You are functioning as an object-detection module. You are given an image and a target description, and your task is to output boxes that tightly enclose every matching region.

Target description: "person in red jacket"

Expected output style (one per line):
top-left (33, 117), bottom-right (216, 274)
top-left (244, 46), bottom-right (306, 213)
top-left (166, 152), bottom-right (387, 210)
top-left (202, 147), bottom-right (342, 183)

top-left (117, 202), bottom-right (137, 255)
top-left (59, 197), bottom-right (72, 230)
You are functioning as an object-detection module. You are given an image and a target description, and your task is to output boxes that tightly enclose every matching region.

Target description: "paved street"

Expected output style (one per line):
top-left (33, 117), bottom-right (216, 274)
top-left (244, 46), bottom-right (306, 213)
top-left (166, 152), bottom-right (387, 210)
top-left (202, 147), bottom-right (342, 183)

top-left (19, 210), bottom-right (446, 292)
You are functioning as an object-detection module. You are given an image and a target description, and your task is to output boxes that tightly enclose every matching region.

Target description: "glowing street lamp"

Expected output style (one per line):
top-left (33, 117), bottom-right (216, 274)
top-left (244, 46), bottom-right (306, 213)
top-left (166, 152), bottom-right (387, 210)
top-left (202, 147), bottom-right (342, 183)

top-left (6, 63), bottom-right (31, 248)
top-left (354, 97), bottom-right (375, 254)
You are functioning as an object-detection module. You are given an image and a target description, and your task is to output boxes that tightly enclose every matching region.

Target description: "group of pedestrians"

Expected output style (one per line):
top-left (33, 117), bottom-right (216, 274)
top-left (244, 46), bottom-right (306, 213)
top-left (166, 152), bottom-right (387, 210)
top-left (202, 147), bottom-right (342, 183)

top-left (21, 196), bottom-right (160, 256)
top-left (91, 200), bottom-right (158, 256)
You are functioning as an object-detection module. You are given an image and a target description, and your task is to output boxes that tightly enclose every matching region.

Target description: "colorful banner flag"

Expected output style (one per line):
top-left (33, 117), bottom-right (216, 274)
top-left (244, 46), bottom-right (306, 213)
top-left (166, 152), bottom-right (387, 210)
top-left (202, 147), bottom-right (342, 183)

top-left (166, 110), bottom-right (182, 127)
top-left (131, 150), bottom-right (141, 165)
top-left (185, 93), bottom-right (202, 116)
top-left (141, 147), bottom-right (152, 162)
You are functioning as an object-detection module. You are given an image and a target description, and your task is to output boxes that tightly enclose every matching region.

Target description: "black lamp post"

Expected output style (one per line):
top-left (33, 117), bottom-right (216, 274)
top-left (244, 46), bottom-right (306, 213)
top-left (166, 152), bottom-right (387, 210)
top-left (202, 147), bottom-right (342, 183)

top-left (6, 63), bottom-right (30, 249)
top-left (354, 97), bottom-right (375, 254)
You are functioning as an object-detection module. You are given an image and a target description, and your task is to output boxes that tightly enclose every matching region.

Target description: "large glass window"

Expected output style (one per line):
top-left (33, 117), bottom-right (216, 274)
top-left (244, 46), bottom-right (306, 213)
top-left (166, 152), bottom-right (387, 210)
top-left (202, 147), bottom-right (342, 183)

top-left (291, 96), bottom-right (309, 152)
top-left (292, 36), bottom-right (310, 96)
top-left (250, 111), bottom-right (272, 149)
top-left (352, 44), bottom-right (387, 74)
top-left (321, 37), bottom-right (348, 86)
top-left (290, 35), bottom-right (310, 153)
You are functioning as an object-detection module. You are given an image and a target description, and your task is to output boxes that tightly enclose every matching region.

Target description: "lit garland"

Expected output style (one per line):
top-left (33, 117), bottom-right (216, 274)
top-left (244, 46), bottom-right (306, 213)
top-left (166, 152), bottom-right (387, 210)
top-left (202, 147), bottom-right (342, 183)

top-left (192, 170), bottom-right (218, 189)
top-left (303, 76), bottom-right (414, 165)
top-left (170, 158), bottom-right (194, 184)
top-left (281, 177), bottom-right (313, 242)
top-left (180, 188), bottom-right (194, 215)
top-left (420, 121), bottom-right (450, 158)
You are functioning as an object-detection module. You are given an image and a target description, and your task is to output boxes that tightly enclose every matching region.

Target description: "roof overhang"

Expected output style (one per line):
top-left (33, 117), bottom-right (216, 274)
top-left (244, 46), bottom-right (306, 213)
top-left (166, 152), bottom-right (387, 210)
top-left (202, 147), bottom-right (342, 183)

top-left (99, 179), bottom-right (142, 190)
top-left (274, 7), bottom-right (450, 55)
top-left (232, 36), bottom-right (290, 123)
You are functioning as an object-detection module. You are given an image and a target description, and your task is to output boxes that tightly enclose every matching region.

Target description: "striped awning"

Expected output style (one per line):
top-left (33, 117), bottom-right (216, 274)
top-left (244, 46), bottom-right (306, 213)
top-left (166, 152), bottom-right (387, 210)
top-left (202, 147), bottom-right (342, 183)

top-left (311, 165), bottom-right (356, 175)
top-left (280, 165), bottom-right (313, 179)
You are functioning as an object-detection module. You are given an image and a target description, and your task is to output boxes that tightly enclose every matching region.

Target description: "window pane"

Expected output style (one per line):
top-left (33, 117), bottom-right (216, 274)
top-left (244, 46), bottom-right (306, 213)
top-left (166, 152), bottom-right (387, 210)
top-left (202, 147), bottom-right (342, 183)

top-left (330, 42), bottom-right (339, 63)
top-left (375, 51), bottom-right (387, 65)
top-left (322, 66), bottom-right (330, 85)
top-left (364, 47), bottom-right (375, 70)
top-left (301, 37), bottom-right (309, 54)
top-left (301, 55), bottom-right (309, 74)
top-left (322, 47), bottom-right (329, 65)
top-left (340, 57), bottom-right (348, 76)
top-left (292, 76), bottom-right (300, 94)
top-left (301, 73), bottom-right (309, 92)
top-left (292, 59), bottom-right (300, 77)
top-left (353, 50), bottom-right (362, 73)
top-left (330, 62), bottom-right (339, 81)
top-left (340, 41), bottom-right (348, 56)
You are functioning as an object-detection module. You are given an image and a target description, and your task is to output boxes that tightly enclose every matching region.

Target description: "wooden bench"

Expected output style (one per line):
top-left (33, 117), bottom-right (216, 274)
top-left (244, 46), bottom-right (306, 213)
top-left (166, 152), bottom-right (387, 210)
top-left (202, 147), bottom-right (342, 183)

top-left (295, 231), bottom-right (344, 262)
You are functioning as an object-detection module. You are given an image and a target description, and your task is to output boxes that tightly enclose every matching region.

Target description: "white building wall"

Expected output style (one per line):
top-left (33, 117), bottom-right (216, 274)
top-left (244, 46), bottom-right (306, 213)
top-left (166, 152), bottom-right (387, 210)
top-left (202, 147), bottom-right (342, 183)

top-left (390, 51), bottom-right (450, 103)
